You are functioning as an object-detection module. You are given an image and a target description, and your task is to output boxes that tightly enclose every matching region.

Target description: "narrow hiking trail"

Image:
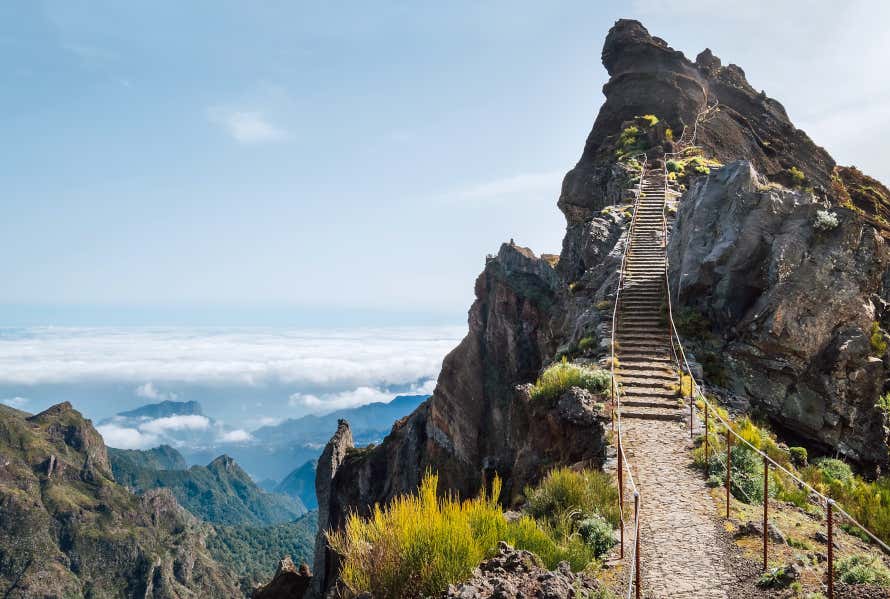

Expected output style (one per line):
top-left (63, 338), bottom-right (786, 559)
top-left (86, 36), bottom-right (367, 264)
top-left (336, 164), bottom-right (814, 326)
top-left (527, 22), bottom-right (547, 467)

top-left (614, 166), bottom-right (754, 598)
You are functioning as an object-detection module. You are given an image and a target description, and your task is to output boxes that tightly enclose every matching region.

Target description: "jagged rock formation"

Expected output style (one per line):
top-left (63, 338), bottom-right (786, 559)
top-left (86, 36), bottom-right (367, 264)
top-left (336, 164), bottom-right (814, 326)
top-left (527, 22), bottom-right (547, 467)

top-left (251, 557), bottom-right (312, 599)
top-left (299, 17), bottom-right (890, 595)
top-left (669, 161), bottom-right (890, 467)
top-left (109, 446), bottom-right (306, 526)
top-left (443, 542), bottom-right (607, 598)
top-left (0, 403), bottom-right (240, 597)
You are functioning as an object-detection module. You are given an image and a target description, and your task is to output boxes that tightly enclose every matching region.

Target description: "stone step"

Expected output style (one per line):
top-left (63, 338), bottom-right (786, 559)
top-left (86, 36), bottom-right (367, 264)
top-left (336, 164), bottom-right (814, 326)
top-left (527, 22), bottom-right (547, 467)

top-left (618, 366), bottom-right (678, 378)
top-left (619, 408), bottom-right (685, 422)
top-left (618, 373), bottom-right (677, 385)
top-left (622, 385), bottom-right (678, 398)
top-left (620, 399), bottom-right (683, 410)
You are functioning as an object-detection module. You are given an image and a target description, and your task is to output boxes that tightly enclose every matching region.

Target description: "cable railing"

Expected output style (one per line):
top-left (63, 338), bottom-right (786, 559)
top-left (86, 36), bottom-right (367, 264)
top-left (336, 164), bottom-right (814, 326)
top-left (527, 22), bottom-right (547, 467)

top-left (658, 125), bottom-right (890, 597)
top-left (609, 153), bottom-right (646, 599)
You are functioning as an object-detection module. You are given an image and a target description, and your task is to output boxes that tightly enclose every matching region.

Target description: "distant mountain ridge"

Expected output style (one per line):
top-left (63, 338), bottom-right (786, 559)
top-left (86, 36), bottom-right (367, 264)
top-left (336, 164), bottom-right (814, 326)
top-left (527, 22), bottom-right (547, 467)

top-left (274, 459), bottom-right (318, 509)
top-left (118, 399), bottom-right (203, 419)
top-left (109, 445), bottom-right (306, 526)
top-left (0, 402), bottom-right (240, 597)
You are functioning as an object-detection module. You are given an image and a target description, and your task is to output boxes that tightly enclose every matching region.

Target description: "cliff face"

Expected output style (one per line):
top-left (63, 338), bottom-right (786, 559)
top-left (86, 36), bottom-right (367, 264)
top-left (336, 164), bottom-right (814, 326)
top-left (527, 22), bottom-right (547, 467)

top-left (0, 403), bottom-right (240, 598)
top-left (669, 161), bottom-right (890, 467)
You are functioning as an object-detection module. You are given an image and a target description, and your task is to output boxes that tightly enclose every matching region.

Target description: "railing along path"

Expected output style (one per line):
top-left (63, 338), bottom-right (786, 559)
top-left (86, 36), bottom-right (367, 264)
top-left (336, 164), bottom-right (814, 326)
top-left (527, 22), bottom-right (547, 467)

top-left (656, 106), bottom-right (890, 597)
top-left (610, 152), bottom-right (646, 599)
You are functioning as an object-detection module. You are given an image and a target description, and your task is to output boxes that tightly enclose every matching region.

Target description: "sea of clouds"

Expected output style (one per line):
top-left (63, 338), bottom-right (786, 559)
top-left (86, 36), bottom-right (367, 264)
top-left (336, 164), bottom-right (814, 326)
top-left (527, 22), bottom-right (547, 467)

top-left (0, 325), bottom-right (465, 449)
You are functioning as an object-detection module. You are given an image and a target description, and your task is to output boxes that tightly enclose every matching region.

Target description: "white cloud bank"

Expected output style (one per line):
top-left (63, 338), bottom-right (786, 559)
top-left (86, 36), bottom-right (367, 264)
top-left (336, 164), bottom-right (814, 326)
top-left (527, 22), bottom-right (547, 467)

top-left (1, 396), bottom-right (29, 408)
top-left (135, 382), bottom-right (178, 401)
top-left (207, 108), bottom-right (289, 144)
top-left (0, 326), bottom-right (464, 390)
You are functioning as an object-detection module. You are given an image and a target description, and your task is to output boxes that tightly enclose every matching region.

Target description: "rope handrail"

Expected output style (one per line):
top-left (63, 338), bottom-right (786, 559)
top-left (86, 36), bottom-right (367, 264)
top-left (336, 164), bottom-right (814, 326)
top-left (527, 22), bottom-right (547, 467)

top-left (658, 127), bottom-right (890, 555)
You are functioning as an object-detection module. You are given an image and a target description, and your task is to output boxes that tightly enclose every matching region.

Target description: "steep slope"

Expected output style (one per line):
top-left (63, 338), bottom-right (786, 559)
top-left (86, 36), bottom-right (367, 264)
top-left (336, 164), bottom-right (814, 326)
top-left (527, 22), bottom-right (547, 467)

top-left (274, 459), bottom-right (318, 510)
top-left (109, 448), bottom-right (306, 525)
top-left (0, 403), bottom-right (240, 598)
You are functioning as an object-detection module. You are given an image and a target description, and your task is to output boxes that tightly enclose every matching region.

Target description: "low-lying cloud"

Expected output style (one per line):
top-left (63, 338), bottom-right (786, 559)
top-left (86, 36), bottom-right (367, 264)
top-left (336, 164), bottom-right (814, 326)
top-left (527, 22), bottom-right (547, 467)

top-left (0, 326), bottom-right (464, 389)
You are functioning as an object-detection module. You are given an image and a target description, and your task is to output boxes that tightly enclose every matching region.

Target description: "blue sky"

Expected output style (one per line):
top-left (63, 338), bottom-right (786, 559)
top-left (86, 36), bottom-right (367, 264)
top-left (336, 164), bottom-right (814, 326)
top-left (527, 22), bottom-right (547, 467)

top-left (3, 1), bottom-right (890, 326)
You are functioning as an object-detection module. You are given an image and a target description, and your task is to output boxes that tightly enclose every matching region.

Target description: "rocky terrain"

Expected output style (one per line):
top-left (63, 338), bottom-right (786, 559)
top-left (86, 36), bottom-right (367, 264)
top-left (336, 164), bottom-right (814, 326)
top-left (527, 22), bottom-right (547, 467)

top-left (290, 18), bottom-right (890, 598)
top-left (443, 542), bottom-right (607, 599)
top-left (0, 402), bottom-right (240, 597)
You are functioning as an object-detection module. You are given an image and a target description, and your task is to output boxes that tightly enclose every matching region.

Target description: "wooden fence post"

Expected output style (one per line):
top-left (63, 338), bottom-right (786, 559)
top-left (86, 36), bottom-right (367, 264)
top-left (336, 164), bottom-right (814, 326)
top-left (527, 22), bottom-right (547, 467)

top-left (618, 437), bottom-right (624, 559)
top-left (704, 404), bottom-right (709, 477)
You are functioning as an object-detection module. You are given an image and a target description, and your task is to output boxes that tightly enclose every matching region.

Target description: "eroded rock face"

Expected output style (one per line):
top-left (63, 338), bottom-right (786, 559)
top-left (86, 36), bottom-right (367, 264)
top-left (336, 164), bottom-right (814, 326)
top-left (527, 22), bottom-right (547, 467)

top-left (559, 19), bottom-right (835, 266)
top-left (252, 557), bottom-right (312, 599)
top-left (668, 161), bottom-right (890, 467)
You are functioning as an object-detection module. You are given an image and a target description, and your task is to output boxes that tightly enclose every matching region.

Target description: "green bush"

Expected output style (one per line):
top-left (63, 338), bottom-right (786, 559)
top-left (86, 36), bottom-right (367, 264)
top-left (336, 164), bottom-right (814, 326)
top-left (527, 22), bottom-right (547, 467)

top-left (530, 359), bottom-right (611, 402)
top-left (871, 322), bottom-right (887, 355)
top-left (836, 554), bottom-right (890, 587)
top-left (578, 336), bottom-right (596, 353)
top-left (525, 467), bottom-right (620, 530)
top-left (813, 458), bottom-right (853, 484)
top-left (707, 443), bottom-right (766, 504)
top-left (577, 514), bottom-right (615, 557)
top-left (789, 446), bottom-right (808, 468)
top-left (788, 166), bottom-right (806, 187)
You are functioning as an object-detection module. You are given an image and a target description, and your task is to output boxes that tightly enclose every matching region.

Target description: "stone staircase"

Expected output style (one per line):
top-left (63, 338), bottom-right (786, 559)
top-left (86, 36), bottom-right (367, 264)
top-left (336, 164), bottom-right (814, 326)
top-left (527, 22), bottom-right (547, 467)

top-left (616, 168), bottom-right (682, 422)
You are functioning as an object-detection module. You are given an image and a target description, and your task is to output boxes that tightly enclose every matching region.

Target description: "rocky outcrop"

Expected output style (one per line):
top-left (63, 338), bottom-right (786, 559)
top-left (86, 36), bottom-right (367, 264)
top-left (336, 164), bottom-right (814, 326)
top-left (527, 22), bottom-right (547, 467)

top-left (443, 542), bottom-right (607, 599)
top-left (252, 557), bottom-right (312, 599)
top-left (559, 19), bottom-right (835, 278)
top-left (0, 403), bottom-right (240, 598)
top-left (311, 419), bottom-right (354, 597)
top-left (668, 161), bottom-right (890, 467)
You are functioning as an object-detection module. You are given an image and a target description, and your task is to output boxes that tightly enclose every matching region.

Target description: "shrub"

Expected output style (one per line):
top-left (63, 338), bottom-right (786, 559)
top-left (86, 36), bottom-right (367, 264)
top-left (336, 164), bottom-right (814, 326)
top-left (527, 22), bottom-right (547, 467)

top-left (665, 128), bottom-right (674, 142)
top-left (577, 514), bottom-right (615, 557)
top-left (707, 443), bottom-right (766, 503)
top-left (666, 159), bottom-right (683, 173)
top-left (813, 209), bottom-right (839, 231)
top-left (878, 392), bottom-right (890, 416)
top-left (675, 307), bottom-right (710, 338)
top-left (788, 166), bottom-right (806, 187)
top-left (788, 446), bottom-right (808, 468)
top-left (578, 336), bottom-right (596, 353)
top-left (530, 359), bottom-right (611, 402)
top-left (813, 458), bottom-right (853, 485)
top-left (525, 467), bottom-right (620, 530)
top-left (640, 114), bottom-right (659, 126)
top-left (870, 322), bottom-right (887, 355)
top-left (328, 471), bottom-right (608, 597)
top-left (757, 565), bottom-right (794, 589)
top-left (836, 554), bottom-right (890, 587)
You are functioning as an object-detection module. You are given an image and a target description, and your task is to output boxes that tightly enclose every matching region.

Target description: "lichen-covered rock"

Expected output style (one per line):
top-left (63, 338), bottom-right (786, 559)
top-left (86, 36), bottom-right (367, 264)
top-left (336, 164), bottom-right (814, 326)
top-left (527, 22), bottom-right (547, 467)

top-left (443, 542), bottom-right (606, 599)
top-left (668, 161), bottom-right (890, 468)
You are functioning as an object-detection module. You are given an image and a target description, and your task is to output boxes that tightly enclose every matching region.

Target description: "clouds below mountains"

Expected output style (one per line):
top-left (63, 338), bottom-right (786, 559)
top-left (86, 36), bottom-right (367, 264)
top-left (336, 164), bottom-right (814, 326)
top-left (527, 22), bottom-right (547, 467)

top-left (0, 326), bottom-right (463, 388)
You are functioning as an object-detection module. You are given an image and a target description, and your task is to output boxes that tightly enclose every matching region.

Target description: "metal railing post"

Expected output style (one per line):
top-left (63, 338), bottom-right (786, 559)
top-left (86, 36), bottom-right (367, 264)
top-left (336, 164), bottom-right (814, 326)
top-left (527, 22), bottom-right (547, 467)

top-left (689, 395), bottom-right (694, 439)
top-left (763, 454), bottom-right (769, 570)
top-left (827, 499), bottom-right (834, 599)
top-left (725, 428), bottom-right (732, 519)
top-left (704, 403), bottom-right (710, 477)
top-left (618, 438), bottom-right (624, 559)
top-left (634, 492), bottom-right (641, 599)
